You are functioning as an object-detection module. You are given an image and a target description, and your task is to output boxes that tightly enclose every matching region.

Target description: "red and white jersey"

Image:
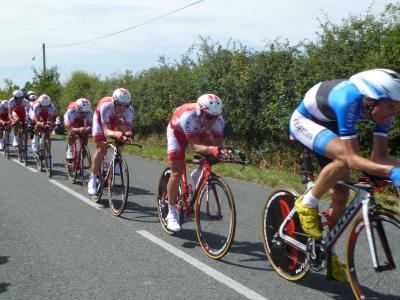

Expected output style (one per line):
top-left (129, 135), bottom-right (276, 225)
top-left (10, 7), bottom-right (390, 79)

top-left (94, 97), bottom-right (134, 127)
top-left (8, 97), bottom-right (30, 119)
top-left (64, 101), bottom-right (93, 128)
top-left (29, 99), bottom-right (56, 122)
top-left (169, 103), bottom-right (224, 140)
top-left (0, 102), bottom-right (8, 121)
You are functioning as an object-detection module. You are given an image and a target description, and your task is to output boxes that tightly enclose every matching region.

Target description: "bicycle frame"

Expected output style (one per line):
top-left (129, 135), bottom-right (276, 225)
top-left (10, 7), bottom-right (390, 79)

top-left (278, 180), bottom-right (392, 271)
top-left (179, 159), bottom-right (213, 219)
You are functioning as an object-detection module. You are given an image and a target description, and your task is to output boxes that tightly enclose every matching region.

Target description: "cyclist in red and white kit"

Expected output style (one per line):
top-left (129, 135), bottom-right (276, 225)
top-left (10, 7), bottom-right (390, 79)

top-left (87, 88), bottom-right (134, 196)
top-left (29, 94), bottom-right (56, 153)
top-left (166, 94), bottom-right (224, 232)
top-left (8, 89), bottom-right (30, 147)
top-left (0, 100), bottom-right (10, 150)
top-left (64, 98), bottom-right (93, 160)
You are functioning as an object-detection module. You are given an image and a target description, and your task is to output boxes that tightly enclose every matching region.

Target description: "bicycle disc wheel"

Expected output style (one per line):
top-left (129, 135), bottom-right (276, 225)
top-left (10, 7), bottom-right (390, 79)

top-left (261, 188), bottom-right (309, 281)
top-left (66, 144), bottom-right (76, 183)
top-left (346, 208), bottom-right (400, 300)
top-left (80, 146), bottom-right (91, 190)
top-left (195, 175), bottom-right (236, 260)
top-left (108, 157), bottom-right (129, 216)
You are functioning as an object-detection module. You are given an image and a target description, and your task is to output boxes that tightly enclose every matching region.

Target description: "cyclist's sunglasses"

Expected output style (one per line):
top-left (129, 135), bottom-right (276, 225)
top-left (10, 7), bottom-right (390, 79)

top-left (114, 102), bottom-right (130, 108)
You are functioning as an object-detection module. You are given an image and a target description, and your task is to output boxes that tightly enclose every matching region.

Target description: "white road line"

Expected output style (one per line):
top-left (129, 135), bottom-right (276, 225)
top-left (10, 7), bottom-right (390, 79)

top-left (137, 230), bottom-right (268, 300)
top-left (49, 179), bottom-right (103, 209)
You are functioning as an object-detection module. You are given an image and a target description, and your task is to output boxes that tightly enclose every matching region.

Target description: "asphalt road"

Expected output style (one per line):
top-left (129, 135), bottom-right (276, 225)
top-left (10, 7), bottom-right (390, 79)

top-left (0, 137), bottom-right (359, 299)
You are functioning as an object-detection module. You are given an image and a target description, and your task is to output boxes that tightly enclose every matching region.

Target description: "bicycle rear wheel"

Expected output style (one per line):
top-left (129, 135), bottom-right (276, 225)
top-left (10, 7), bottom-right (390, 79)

top-left (80, 145), bottom-right (91, 190)
top-left (346, 208), bottom-right (400, 300)
top-left (108, 157), bottom-right (129, 216)
top-left (195, 175), bottom-right (236, 260)
top-left (261, 188), bottom-right (309, 281)
top-left (156, 167), bottom-right (175, 235)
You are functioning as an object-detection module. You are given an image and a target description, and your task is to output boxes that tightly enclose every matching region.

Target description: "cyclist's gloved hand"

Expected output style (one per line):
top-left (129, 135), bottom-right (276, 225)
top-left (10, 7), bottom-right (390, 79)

top-left (116, 131), bottom-right (124, 142)
top-left (389, 167), bottom-right (400, 187)
top-left (210, 146), bottom-right (219, 158)
top-left (125, 132), bottom-right (133, 139)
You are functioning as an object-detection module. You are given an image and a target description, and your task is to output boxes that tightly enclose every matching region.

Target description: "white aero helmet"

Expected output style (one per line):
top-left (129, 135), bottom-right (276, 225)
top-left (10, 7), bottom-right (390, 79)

top-left (196, 93), bottom-right (223, 116)
top-left (29, 94), bottom-right (37, 101)
top-left (27, 91), bottom-right (35, 97)
top-left (13, 89), bottom-right (24, 98)
top-left (76, 98), bottom-right (91, 112)
top-left (112, 88), bottom-right (131, 105)
top-left (38, 94), bottom-right (51, 106)
top-left (1, 100), bottom-right (8, 106)
top-left (349, 69), bottom-right (400, 101)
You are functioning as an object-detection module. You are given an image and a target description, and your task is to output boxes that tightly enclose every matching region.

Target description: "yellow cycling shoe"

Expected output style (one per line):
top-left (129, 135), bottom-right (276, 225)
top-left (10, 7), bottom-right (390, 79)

top-left (331, 254), bottom-right (347, 282)
top-left (294, 196), bottom-right (322, 240)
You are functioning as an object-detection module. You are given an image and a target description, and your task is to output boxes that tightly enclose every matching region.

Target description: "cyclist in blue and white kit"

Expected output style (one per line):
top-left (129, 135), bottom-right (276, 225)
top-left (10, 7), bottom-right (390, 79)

top-left (289, 69), bottom-right (400, 281)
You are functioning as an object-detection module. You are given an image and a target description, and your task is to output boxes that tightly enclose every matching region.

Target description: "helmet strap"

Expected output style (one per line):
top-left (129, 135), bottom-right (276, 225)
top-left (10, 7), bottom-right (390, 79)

top-left (363, 97), bottom-right (378, 117)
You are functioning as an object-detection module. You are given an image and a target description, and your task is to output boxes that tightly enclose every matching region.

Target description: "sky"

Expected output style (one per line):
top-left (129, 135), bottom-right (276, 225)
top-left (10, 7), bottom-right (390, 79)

top-left (0, 0), bottom-right (393, 88)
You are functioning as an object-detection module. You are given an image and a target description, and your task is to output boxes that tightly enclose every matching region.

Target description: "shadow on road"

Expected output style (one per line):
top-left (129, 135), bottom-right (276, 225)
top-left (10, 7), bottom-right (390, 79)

top-left (0, 257), bottom-right (10, 294)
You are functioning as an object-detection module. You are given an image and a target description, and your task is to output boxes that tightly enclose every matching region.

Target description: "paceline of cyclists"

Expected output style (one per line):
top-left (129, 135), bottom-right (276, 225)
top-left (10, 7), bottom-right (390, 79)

top-left (1, 68), bottom-right (400, 289)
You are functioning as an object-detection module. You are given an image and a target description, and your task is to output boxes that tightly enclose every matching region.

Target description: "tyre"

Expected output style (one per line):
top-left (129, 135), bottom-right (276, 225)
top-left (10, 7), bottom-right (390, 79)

top-left (44, 140), bottom-right (52, 177)
top-left (80, 145), bottom-right (91, 190)
top-left (17, 130), bottom-right (24, 163)
top-left (156, 167), bottom-right (175, 235)
top-left (346, 208), bottom-right (400, 300)
top-left (108, 157), bottom-right (129, 216)
top-left (261, 188), bottom-right (309, 281)
top-left (66, 144), bottom-right (77, 183)
top-left (195, 174), bottom-right (236, 260)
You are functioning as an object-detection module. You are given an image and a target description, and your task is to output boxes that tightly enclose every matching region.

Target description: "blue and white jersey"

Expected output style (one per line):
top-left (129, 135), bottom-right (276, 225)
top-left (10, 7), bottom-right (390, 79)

top-left (296, 79), bottom-right (392, 139)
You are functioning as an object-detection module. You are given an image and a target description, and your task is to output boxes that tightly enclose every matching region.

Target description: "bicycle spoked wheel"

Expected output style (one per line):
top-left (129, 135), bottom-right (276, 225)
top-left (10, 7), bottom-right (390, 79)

top-left (44, 140), bottom-right (52, 177)
top-left (23, 141), bottom-right (28, 166)
top-left (66, 144), bottom-right (77, 183)
top-left (3, 132), bottom-right (10, 159)
top-left (80, 146), bottom-right (91, 190)
top-left (195, 175), bottom-right (236, 260)
top-left (17, 131), bottom-right (24, 163)
top-left (156, 167), bottom-right (176, 235)
top-left (261, 188), bottom-right (309, 281)
top-left (108, 158), bottom-right (129, 216)
top-left (347, 209), bottom-right (400, 300)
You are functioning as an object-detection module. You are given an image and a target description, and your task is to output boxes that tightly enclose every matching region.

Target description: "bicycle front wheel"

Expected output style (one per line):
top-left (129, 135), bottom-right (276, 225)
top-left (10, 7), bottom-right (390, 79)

top-left (346, 208), bottom-right (400, 300)
top-left (66, 144), bottom-right (77, 183)
top-left (108, 157), bottom-right (129, 216)
top-left (80, 145), bottom-right (91, 190)
top-left (195, 175), bottom-right (235, 260)
top-left (44, 140), bottom-right (52, 177)
top-left (261, 188), bottom-right (309, 281)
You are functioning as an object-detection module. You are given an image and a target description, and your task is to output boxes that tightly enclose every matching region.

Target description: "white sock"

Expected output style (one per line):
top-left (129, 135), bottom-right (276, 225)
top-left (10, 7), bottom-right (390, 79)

top-left (301, 191), bottom-right (319, 208)
top-left (168, 205), bottom-right (176, 214)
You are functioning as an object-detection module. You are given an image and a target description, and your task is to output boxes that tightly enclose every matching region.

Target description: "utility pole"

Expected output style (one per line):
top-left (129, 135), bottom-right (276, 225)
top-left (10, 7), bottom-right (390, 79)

top-left (42, 43), bottom-right (46, 77)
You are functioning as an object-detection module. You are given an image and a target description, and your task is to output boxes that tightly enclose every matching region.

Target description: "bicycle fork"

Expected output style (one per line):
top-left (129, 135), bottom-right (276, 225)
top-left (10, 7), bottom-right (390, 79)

top-left (361, 200), bottom-right (395, 271)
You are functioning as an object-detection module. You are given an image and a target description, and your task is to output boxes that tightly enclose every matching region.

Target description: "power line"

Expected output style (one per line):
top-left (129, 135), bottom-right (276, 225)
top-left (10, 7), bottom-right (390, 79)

top-left (48, 0), bottom-right (205, 49)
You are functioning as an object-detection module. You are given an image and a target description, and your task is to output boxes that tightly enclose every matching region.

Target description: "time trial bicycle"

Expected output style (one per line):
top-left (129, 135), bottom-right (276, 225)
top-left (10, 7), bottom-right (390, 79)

top-left (35, 124), bottom-right (53, 177)
top-left (66, 131), bottom-right (91, 190)
top-left (261, 145), bottom-right (399, 299)
top-left (156, 147), bottom-right (246, 260)
top-left (91, 136), bottom-right (142, 216)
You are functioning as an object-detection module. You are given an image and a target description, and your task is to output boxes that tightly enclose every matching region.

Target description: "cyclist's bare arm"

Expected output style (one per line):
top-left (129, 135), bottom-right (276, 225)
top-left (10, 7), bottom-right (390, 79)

top-left (371, 135), bottom-right (400, 166)
top-left (341, 138), bottom-right (393, 177)
top-left (188, 135), bottom-right (223, 156)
